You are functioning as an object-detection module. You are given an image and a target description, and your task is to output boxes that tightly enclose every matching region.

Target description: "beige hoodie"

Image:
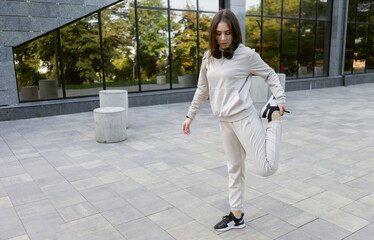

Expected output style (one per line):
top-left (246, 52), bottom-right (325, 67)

top-left (187, 44), bottom-right (286, 122)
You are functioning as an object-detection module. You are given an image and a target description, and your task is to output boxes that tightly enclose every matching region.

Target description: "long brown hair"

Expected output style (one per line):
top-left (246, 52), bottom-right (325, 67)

top-left (208, 9), bottom-right (243, 59)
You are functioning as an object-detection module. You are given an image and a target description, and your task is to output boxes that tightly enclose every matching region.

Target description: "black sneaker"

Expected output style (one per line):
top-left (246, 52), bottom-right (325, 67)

top-left (214, 212), bottom-right (245, 232)
top-left (260, 96), bottom-right (290, 122)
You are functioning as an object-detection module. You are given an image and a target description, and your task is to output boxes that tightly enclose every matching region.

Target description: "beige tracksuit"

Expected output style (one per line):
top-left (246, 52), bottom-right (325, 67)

top-left (186, 44), bottom-right (286, 211)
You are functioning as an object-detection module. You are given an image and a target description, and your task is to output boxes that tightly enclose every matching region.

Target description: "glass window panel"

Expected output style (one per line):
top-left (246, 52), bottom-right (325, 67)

top-left (101, 1), bottom-right (138, 92)
top-left (246, 0), bottom-right (261, 15)
top-left (357, 0), bottom-right (370, 23)
top-left (344, 23), bottom-right (355, 73)
top-left (281, 19), bottom-right (298, 79)
top-left (137, 0), bottom-right (167, 8)
top-left (199, 13), bottom-right (214, 62)
top-left (199, 0), bottom-right (219, 12)
top-left (299, 20), bottom-right (315, 77)
top-left (315, 21), bottom-right (330, 76)
top-left (138, 9), bottom-right (170, 91)
top-left (348, 0), bottom-right (357, 22)
top-left (366, 25), bottom-right (374, 72)
top-left (60, 14), bottom-right (102, 97)
top-left (317, 0), bottom-right (332, 20)
top-left (245, 16), bottom-right (261, 53)
top-left (353, 24), bottom-right (367, 72)
top-left (170, 0), bottom-right (197, 10)
top-left (283, 0), bottom-right (299, 17)
top-left (14, 32), bottom-right (60, 101)
top-left (301, 0), bottom-right (316, 19)
top-left (264, 0), bottom-right (281, 16)
top-left (171, 11), bottom-right (198, 88)
top-left (262, 17), bottom-right (281, 72)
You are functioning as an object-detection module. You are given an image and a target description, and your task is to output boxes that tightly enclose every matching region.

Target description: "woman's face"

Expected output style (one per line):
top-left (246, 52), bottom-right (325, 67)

top-left (215, 21), bottom-right (233, 50)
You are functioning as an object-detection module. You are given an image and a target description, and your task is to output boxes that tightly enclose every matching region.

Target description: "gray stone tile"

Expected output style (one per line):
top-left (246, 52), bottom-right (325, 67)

top-left (149, 208), bottom-right (193, 230)
top-left (185, 182), bottom-right (222, 199)
top-left (344, 223), bottom-right (374, 240)
top-left (167, 221), bottom-right (221, 240)
top-left (5, 182), bottom-right (46, 206)
top-left (43, 188), bottom-right (86, 209)
top-left (276, 229), bottom-right (320, 240)
top-left (57, 214), bottom-right (125, 240)
top-left (247, 214), bottom-right (296, 239)
top-left (300, 218), bottom-right (351, 240)
top-left (15, 199), bottom-right (64, 240)
top-left (56, 164), bottom-right (93, 182)
top-left (117, 217), bottom-right (174, 240)
top-left (125, 188), bottom-right (173, 216)
top-left (321, 209), bottom-right (370, 232)
top-left (57, 202), bottom-right (98, 222)
top-left (80, 185), bottom-right (127, 212)
top-left (0, 207), bottom-right (26, 240)
top-left (0, 161), bottom-right (26, 178)
top-left (71, 177), bottom-right (104, 191)
top-left (220, 226), bottom-right (269, 240)
top-left (101, 203), bottom-right (144, 226)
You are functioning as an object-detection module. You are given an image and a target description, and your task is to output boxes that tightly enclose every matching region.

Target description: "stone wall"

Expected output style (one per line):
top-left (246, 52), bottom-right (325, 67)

top-left (0, 0), bottom-right (118, 106)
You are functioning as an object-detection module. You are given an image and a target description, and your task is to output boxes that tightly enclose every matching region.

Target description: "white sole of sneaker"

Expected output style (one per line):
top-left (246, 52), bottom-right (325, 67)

top-left (215, 223), bottom-right (246, 232)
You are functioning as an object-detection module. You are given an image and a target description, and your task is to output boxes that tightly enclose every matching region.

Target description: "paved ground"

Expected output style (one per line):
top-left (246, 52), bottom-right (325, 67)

top-left (1, 83), bottom-right (374, 240)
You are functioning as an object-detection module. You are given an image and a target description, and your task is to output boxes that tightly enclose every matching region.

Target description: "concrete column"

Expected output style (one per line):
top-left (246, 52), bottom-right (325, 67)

top-left (329, 0), bottom-right (348, 77)
top-left (0, 47), bottom-right (18, 106)
top-left (226, 0), bottom-right (246, 45)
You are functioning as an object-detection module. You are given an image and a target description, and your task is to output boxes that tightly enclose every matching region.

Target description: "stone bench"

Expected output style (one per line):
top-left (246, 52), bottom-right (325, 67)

top-left (94, 107), bottom-right (127, 143)
top-left (99, 90), bottom-right (128, 124)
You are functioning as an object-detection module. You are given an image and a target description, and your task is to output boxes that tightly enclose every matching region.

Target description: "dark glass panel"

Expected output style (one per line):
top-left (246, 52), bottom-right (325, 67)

top-left (299, 20), bottom-right (315, 77)
top-left (353, 24), bottom-right (367, 72)
top-left (14, 32), bottom-right (60, 101)
top-left (199, 13), bottom-right (214, 64)
top-left (283, 0), bottom-right (299, 17)
top-left (60, 14), bottom-right (102, 97)
top-left (356, 0), bottom-right (370, 23)
top-left (301, 0), bottom-right (316, 19)
top-left (262, 17), bottom-right (281, 72)
top-left (101, 1), bottom-right (138, 92)
top-left (367, 25), bottom-right (374, 71)
top-left (344, 23), bottom-right (355, 73)
top-left (281, 19), bottom-right (298, 79)
top-left (245, 16), bottom-right (261, 53)
top-left (246, 0), bottom-right (261, 15)
top-left (315, 21), bottom-right (330, 76)
top-left (138, 8), bottom-right (170, 91)
top-left (348, 0), bottom-right (357, 22)
top-left (137, 0), bottom-right (167, 8)
top-left (170, 0), bottom-right (197, 10)
top-left (317, 0), bottom-right (332, 20)
top-left (171, 11), bottom-right (198, 88)
top-left (264, 0), bottom-right (281, 16)
top-left (199, 0), bottom-right (219, 12)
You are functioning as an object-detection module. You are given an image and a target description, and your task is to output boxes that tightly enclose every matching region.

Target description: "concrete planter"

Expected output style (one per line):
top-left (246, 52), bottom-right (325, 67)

top-left (249, 73), bottom-right (286, 104)
top-left (178, 74), bottom-right (197, 87)
top-left (314, 66), bottom-right (323, 76)
top-left (20, 86), bottom-right (39, 101)
top-left (39, 79), bottom-right (58, 99)
top-left (156, 75), bottom-right (166, 85)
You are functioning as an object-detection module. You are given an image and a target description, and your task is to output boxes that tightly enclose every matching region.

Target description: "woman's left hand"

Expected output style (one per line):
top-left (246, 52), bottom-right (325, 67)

top-left (278, 102), bottom-right (287, 115)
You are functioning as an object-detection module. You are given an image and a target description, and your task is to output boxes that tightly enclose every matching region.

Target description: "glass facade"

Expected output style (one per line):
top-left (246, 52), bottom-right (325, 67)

top-left (13, 0), bottom-right (219, 102)
top-left (345, 0), bottom-right (374, 74)
top-left (245, 0), bottom-right (332, 79)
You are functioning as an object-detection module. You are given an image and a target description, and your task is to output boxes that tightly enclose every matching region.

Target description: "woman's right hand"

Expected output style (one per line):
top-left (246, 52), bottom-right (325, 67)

top-left (182, 118), bottom-right (193, 135)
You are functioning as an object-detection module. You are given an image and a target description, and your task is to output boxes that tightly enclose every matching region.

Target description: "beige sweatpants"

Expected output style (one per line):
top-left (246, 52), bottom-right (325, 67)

top-left (219, 106), bottom-right (281, 211)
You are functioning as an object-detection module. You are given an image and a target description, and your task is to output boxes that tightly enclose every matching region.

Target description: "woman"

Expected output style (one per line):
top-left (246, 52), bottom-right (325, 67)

top-left (182, 9), bottom-right (288, 232)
